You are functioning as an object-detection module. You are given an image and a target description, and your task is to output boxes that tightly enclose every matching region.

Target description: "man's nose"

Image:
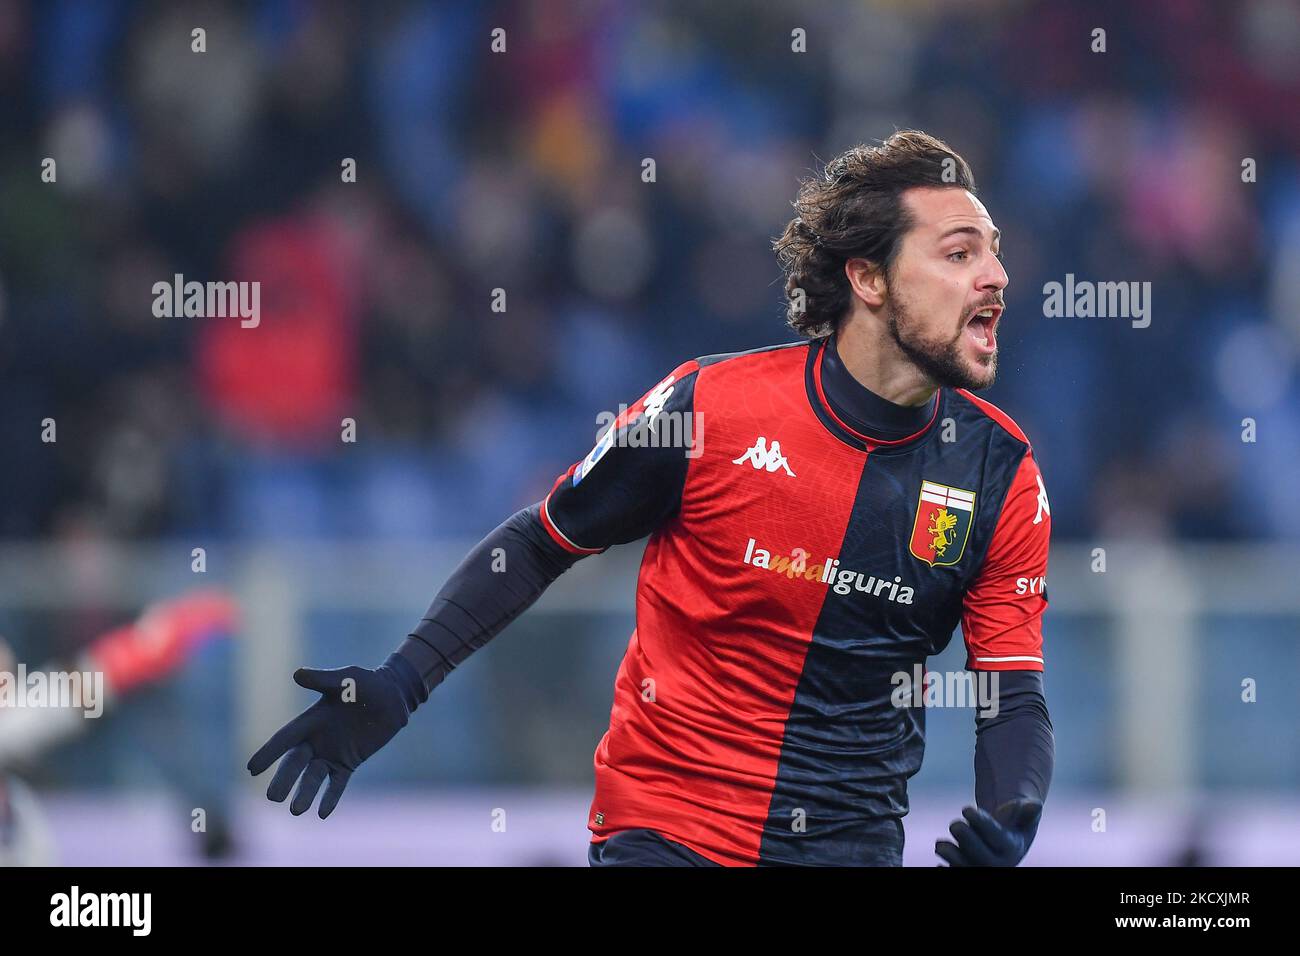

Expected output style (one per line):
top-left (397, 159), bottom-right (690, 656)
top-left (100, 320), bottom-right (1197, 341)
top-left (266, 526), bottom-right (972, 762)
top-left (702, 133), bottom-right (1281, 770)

top-left (979, 253), bottom-right (1009, 295)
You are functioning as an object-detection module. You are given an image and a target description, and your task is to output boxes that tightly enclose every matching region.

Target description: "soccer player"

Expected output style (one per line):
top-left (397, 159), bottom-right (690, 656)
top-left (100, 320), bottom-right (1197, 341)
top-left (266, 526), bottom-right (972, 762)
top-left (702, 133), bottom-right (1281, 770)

top-left (1, 591), bottom-right (238, 864)
top-left (248, 130), bottom-right (1054, 867)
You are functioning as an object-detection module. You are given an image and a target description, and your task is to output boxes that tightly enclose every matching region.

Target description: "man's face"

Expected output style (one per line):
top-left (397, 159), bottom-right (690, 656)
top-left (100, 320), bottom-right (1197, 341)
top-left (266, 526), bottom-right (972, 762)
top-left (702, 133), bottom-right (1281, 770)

top-left (883, 186), bottom-right (1008, 390)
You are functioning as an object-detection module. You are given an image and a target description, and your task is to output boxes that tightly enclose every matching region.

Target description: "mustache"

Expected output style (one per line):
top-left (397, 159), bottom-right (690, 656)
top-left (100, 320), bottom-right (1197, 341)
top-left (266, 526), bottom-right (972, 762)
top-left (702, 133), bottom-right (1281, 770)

top-left (962, 297), bottom-right (1005, 324)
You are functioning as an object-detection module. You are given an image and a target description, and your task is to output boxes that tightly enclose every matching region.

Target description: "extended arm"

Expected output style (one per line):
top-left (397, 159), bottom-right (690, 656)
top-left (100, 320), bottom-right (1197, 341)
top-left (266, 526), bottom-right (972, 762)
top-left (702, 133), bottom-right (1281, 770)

top-left (248, 363), bottom-right (701, 817)
top-left (395, 502), bottom-right (581, 700)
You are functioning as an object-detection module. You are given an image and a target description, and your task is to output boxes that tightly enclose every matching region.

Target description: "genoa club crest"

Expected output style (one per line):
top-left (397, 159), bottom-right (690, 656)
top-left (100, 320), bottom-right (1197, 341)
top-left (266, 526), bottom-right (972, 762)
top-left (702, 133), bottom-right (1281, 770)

top-left (909, 480), bottom-right (976, 567)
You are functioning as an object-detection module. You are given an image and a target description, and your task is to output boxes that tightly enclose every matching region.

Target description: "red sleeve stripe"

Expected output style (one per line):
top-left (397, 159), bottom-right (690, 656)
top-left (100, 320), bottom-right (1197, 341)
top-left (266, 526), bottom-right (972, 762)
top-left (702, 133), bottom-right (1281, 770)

top-left (540, 494), bottom-right (603, 555)
top-left (973, 654), bottom-right (1044, 664)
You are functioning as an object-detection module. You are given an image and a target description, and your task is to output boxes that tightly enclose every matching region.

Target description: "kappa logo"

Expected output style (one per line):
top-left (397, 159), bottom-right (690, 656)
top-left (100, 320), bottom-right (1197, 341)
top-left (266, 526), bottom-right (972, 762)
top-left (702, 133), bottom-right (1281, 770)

top-left (572, 375), bottom-right (677, 487)
top-left (732, 436), bottom-right (796, 476)
top-left (1033, 473), bottom-right (1050, 525)
top-left (642, 376), bottom-right (675, 424)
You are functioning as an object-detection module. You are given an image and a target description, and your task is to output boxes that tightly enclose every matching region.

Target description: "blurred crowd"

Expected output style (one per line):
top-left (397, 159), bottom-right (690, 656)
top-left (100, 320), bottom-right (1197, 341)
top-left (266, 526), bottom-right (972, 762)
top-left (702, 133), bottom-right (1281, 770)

top-left (2, 0), bottom-right (1299, 548)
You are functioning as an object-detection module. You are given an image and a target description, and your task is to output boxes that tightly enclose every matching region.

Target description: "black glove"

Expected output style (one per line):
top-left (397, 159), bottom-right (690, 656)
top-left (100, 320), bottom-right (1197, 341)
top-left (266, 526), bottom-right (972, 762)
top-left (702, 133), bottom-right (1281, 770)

top-left (935, 798), bottom-right (1042, 867)
top-left (247, 654), bottom-right (426, 818)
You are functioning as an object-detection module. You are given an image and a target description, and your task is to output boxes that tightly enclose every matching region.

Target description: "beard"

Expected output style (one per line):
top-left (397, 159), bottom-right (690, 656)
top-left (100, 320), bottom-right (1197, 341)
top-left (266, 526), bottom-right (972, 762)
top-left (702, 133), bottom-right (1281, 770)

top-left (886, 288), bottom-right (997, 391)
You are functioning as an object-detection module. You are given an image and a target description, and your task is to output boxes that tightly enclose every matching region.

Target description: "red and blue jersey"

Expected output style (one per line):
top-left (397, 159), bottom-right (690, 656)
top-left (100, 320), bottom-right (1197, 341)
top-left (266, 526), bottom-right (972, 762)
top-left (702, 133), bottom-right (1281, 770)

top-left (540, 337), bottom-right (1051, 866)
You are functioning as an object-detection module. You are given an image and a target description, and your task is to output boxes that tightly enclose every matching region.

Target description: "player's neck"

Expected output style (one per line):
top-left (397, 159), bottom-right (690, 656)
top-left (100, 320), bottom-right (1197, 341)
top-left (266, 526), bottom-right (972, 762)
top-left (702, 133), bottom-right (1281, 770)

top-left (821, 332), bottom-right (937, 441)
top-left (834, 316), bottom-right (938, 408)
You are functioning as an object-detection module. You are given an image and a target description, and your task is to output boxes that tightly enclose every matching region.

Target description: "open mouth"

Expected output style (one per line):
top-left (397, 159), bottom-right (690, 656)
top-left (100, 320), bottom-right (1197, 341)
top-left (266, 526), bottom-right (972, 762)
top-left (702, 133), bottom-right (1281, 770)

top-left (964, 305), bottom-right (1002, 355)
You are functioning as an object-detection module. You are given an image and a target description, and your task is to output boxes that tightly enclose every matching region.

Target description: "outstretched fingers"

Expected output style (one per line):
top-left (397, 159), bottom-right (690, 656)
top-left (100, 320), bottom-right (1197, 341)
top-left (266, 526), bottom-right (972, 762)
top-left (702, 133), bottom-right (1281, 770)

top-left (290, 758), bottom-right (331, 816)
top-left (266, 743), bottom-right (314, 802)
top-left (248, 715), bottom-right (312, 777)
top-left (317, 766), bottom-right (352, 819)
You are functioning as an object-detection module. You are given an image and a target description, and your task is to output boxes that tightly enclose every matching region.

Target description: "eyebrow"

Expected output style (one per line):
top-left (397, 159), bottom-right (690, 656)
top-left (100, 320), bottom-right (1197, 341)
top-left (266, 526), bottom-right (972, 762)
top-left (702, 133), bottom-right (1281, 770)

top-left (938, 225), bottom-right (1000, 245)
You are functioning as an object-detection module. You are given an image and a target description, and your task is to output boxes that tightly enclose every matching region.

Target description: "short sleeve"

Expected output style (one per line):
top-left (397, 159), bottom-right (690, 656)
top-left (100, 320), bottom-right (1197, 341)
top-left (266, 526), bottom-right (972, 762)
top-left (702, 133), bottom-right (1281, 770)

top-left (540, 360), bottom-right (701, 554)
top-left (961, 448), bottom-right (1052, 671)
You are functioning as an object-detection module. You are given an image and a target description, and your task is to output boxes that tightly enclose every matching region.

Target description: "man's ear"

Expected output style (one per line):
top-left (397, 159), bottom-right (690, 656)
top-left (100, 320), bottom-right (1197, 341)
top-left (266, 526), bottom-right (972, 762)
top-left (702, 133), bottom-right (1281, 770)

top-left (845, 257), bottom-right (887, 309)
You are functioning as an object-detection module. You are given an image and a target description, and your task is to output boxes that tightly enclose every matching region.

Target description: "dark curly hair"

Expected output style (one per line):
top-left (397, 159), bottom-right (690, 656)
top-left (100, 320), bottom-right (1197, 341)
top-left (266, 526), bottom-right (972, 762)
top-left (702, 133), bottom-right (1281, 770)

top-left (773, 130), bottom-right (976, 338)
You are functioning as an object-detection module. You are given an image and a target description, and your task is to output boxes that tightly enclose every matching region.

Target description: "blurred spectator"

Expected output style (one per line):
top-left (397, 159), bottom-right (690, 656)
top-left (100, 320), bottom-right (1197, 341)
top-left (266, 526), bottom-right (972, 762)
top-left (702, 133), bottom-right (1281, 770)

top-left (0, 0), bottom-right (1294, 550)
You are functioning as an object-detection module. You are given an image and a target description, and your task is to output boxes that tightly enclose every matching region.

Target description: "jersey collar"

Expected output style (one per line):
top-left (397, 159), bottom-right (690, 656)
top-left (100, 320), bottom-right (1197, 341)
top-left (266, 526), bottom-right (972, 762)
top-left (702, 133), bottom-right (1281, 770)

top-left (804, 337), bottom-right (943, 453)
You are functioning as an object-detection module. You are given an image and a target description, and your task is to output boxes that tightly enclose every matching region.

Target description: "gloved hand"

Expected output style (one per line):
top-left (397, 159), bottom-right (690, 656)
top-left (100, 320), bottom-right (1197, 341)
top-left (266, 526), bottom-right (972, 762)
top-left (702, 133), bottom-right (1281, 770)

top-left (935, 797), bottom-right (1042, 867)
top-left (247, 654), bottom-right (425, 819)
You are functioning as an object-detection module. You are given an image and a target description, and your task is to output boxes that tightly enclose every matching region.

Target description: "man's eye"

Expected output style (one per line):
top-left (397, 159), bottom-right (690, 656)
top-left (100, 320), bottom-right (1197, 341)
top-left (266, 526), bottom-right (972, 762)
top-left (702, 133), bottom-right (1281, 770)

top-left (947, 250), bottom-right (968, 261)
